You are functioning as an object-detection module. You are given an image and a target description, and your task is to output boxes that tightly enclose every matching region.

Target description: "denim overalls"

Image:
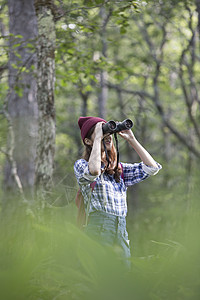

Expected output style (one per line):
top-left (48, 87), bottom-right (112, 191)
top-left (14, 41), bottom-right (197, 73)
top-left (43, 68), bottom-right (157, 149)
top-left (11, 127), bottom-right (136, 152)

top-left (84, 211), bottom-right (131, 261)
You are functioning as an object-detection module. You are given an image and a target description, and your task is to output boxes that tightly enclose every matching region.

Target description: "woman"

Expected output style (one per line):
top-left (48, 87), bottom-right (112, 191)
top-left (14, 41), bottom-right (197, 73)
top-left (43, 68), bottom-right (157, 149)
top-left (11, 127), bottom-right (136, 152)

top-left (74, 116), bottom-right (162, 261)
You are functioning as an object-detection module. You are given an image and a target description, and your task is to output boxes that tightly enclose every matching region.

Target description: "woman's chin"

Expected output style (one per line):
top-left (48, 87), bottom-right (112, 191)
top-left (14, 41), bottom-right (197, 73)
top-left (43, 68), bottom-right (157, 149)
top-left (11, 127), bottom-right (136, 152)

top-left (105, 143), bottom-right (112, 150)
top-left (101, 141), bottom-right (112, 152)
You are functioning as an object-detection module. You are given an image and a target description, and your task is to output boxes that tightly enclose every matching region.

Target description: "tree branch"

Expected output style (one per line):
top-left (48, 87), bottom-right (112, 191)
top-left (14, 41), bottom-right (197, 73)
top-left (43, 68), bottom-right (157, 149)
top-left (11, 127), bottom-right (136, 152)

top-left (107, 16), bottom-right (200, 158)
top-left (106, 82), bottom-right (154, 100)
top-left (141, 14), bottom-right (200, 158)
top-left (178, 8), bottom-right (200, 141)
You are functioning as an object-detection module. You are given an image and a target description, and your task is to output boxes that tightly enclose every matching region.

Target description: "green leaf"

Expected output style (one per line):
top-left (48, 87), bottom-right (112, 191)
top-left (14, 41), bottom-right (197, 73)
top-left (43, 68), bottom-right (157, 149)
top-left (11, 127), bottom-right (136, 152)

top-left (11, 63), bottom-right (19, 70)
top-left (13, 43), bottom-right (22, 49)
top-left (120, 27), bottom-right (127, 34)
top-left (26, 43), bottom-right (35, 49)
top-left (14, 86), bottom-right (23, 98)
top-left (15, 34), bottom-right (23, 39)
top-left (83, 84), bottom-right (93, 92)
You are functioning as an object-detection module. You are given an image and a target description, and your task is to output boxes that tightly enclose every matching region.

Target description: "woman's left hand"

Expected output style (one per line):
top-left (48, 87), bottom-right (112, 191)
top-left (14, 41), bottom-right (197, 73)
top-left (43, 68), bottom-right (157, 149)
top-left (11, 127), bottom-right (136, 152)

top-left (118, 129), bottom-right (134, 142)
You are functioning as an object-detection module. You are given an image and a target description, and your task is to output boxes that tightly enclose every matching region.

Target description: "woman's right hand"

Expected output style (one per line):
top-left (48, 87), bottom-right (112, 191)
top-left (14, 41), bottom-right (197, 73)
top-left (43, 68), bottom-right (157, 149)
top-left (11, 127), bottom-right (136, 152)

top-left (93, 122), bottom-right (104, 140)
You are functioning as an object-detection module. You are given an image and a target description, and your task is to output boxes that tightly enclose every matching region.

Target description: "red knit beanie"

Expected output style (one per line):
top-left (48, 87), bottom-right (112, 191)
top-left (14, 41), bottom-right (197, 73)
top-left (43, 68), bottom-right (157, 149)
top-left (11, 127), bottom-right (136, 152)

top-left (78, 116), bottom-right (106, 142)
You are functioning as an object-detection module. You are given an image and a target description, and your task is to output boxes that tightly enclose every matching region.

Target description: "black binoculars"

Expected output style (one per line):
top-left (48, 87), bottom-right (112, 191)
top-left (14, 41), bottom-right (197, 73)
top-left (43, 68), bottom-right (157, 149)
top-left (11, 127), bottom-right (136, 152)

top-left (102, 119), bottom-right (133, 135)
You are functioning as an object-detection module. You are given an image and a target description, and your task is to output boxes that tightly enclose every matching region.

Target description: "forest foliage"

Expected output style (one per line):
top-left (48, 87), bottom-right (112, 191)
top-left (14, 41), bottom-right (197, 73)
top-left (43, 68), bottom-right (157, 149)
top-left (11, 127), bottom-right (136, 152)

top-left (0, 0), bottom-right (199, 191)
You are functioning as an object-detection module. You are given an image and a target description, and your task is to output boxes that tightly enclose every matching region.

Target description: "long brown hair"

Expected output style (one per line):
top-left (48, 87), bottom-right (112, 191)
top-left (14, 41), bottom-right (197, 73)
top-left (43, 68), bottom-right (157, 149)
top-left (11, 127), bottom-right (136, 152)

top-left (82, 125), bottom-right (122, 182)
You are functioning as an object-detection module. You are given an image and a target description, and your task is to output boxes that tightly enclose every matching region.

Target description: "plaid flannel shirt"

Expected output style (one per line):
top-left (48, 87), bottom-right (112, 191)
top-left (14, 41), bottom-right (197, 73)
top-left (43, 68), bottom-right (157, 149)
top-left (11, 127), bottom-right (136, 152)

top-left (74, 159), bottom-right (162, 217)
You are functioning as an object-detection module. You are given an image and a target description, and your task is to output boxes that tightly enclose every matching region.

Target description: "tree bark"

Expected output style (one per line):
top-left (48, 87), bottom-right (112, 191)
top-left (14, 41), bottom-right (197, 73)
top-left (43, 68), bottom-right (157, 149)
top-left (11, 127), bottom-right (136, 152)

top-left (98, 7), bottom-right (111, 119)
top-left (4, 0), bottom-right (38, 194)
top-left (34, 0), bottom-right (56, 191)
top-left (196, 0), bottom-right (200, 39)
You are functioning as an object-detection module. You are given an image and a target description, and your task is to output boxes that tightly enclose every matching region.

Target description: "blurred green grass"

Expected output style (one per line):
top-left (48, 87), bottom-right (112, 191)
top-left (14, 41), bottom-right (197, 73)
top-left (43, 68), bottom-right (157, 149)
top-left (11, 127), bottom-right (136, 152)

top-left (0, 180), bottom-right (199, 300)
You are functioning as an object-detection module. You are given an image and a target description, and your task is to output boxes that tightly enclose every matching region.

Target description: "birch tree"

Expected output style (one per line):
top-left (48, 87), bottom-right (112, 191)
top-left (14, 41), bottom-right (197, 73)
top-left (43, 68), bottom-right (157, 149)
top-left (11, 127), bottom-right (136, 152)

top-left (34, 0), bottom-right (56, 191)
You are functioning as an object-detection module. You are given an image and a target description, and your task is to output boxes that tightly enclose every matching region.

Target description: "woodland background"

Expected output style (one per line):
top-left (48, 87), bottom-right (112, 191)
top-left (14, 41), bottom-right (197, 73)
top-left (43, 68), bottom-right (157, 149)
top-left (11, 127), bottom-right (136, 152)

top-left (0, 0), bottom-right (199, 299)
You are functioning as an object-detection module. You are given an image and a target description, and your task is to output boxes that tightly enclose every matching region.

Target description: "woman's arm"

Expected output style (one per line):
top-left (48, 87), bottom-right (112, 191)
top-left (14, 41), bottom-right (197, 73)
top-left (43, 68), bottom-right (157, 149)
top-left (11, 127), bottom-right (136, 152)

top-left (88, 122), bottom-right (103, 176)
top-left (118, 130), bottom-right (158, 168)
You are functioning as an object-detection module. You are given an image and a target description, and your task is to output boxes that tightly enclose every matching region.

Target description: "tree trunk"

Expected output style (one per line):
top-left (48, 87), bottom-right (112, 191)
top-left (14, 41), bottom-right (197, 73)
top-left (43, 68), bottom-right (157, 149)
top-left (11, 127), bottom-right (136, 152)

top-left (196, 0), bottom-right (200, 39)
top-left (34, 0), bottom-right (56, 191)
top-left (98, 7), bottom-right (110, 119)
top-left (4, 0), bottom-right (38, 194)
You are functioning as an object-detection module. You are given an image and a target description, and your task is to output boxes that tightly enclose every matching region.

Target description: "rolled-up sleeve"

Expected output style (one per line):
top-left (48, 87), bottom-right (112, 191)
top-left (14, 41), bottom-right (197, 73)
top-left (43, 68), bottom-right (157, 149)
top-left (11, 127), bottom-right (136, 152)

top-left (74, 159), bottom-right (98, 185)
top-left (142, 162), bottom-right (162, 175)
top-left (121, 161), bottom-right (162, 187)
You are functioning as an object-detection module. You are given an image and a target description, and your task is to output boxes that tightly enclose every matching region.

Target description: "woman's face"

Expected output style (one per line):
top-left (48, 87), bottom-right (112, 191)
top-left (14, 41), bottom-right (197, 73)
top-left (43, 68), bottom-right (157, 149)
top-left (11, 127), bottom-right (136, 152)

top-left (90, 132), bottom-right (113, 152)
top-left (101, 134), bottom-right (113, 152)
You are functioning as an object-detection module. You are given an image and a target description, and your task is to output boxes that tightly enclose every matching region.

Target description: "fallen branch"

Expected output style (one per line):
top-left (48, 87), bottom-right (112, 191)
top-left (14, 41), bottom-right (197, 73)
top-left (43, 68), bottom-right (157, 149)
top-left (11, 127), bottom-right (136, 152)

top-left (0, 94), bottom-right (25, 199)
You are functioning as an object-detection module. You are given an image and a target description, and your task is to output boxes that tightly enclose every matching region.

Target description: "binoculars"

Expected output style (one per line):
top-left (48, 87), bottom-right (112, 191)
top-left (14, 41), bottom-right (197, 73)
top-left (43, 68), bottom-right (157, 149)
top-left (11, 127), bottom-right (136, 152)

top-left (102, 119), bottom-right (133, 135)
